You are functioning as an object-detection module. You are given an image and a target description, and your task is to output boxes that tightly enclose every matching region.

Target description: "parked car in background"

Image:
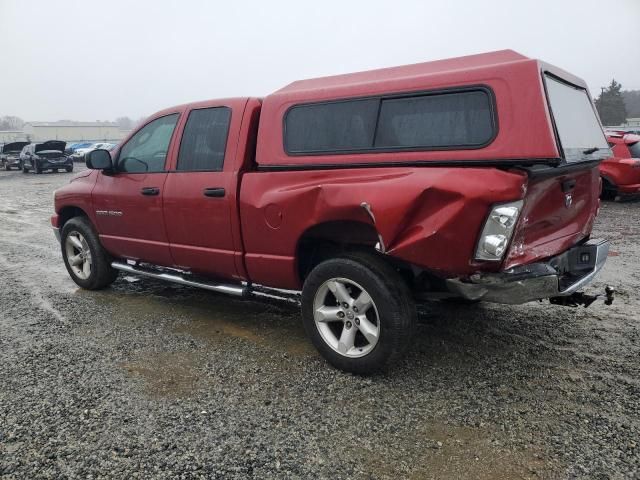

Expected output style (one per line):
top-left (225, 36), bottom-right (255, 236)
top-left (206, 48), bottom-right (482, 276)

top-left (0, 141), bottom-right (29, 170)
top-left (600, 131), bottom-right (640, 199)
top-left (70, 142), bottom-right (113, 162)
top-left (21, 141), bottom-right (73, 174)
top-left (69, 142), bottom-right (94, 152)
top-left (52, 50), bottom-right (612, 373)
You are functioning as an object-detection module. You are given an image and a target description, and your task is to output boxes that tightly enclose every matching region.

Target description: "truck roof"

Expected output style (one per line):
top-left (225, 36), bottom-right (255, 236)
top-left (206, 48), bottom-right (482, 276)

top-left (275, 50), bottom-right (528, 96)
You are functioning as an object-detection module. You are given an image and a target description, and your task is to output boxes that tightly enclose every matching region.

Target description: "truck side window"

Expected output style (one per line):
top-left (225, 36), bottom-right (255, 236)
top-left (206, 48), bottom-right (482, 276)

top-left (375, 91), bottom-right (494, 148)
top-left (176, 107), bottom-right (231, 171)
top-left (283, 89), bottom-right (496, 154)
top-left (117, 114), bottom-right (179, 173)
top-left (285, 99), bottom-right (378, 154)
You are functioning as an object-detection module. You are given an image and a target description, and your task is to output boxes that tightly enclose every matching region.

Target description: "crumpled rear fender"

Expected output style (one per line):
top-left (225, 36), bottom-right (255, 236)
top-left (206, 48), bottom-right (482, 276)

top-left (240, 167), bottom-right (527, 289)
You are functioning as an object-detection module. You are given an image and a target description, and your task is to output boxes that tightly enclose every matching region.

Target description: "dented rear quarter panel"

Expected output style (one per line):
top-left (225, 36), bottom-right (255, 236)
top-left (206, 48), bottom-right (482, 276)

top-left (240, 167), bottom-right (528, 289)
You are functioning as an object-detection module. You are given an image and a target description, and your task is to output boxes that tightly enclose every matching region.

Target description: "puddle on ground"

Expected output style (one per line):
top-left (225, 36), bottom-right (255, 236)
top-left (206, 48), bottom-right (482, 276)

top-left (352, 421), bottom-right (548, 480)
top-left (91, 280), bottom-right (316, 396)
top-left (95, 283), bottom-right (314, 356)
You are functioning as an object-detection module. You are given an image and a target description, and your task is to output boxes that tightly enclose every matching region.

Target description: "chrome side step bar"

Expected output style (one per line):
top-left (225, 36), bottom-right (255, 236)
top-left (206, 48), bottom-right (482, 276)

top-left (111, 262), bottom-right (249, 297)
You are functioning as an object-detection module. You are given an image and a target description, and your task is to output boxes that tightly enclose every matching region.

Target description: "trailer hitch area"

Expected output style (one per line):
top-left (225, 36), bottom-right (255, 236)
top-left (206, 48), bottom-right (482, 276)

top-left (550, 286), bottom-right (615, 308)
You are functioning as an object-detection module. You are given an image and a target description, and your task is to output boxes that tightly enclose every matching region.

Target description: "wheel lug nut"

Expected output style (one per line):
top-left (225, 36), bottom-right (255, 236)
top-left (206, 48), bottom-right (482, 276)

top-left (345, 321), bottom-right (352, 329)
top-left (337, 311), bottom-right (345, 318)
top-left (353, 306), bottom-right (358, 313)
top-left (355, 318), bottom-right (360, 325)
top-left (342, 303), bottom-right (349, 309)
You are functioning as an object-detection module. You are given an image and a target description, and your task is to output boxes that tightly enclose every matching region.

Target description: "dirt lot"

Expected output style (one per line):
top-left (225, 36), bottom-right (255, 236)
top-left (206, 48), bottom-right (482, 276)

top-left (0, 166), bottom-right (638, 479)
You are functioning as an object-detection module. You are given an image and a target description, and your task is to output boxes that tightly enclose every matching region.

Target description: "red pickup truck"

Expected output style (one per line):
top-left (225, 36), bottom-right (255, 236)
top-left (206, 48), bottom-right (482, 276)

top-left (52, 50), bottom-right (613, 373)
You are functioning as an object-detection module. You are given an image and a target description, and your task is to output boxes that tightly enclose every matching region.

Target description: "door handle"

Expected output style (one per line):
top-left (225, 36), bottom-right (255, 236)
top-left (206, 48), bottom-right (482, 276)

top-left (141, 187), bottom-right (160, 196)
top-left (203, 187), bottom-right (225, 198)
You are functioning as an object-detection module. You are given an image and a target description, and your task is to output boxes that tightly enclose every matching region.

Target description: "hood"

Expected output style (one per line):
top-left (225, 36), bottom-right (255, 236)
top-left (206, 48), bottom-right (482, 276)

top-left (2, 141), bottom-right (29, 153)
top-left (35, 140), bottom-right (66, 153)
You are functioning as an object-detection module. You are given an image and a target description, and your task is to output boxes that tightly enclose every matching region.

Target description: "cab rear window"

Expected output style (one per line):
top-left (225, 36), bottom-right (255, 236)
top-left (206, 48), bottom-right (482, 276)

top-left (284, 88), bottom-right (496, 155)
top-left (544, 75), bottom-right (611, 163)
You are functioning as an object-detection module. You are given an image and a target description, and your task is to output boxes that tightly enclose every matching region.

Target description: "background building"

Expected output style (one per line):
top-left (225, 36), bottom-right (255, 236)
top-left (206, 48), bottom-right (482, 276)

top-left (22, 121), bottom-right (127, 142)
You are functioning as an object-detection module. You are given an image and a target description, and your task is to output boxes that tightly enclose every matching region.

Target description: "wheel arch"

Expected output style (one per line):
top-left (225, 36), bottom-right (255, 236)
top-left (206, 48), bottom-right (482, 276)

top-left (295, 220), bottom-right (381, 284)
top-left (58, 205), bottom-right (90, 229)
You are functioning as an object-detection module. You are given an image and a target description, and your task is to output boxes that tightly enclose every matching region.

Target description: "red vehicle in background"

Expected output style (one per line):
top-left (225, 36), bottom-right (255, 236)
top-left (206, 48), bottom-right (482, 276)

top-left (601, 131), bottom-right (640, 199)
top-left (52, 50), bottom-right (614, 373)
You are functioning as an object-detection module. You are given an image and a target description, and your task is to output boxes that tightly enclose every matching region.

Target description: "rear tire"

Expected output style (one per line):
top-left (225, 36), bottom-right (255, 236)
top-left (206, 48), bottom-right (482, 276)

top-left (60, 216), bottom-right (118, 290)
top-left (66, 165), bottom-right (73, 173)
top-left (22, 164), bottom-right (29, 173)
top-left (601, 177), bottom-right (617, 201)
top-left (4, 164), bottom-right (10, 171)
top-left (301, 251), bottom-right (416, 374)
top-left (34, 160), bottom-right (42, 174)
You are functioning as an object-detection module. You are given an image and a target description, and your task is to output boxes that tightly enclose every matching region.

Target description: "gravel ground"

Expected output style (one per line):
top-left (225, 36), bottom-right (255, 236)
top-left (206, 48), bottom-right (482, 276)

top-left (0, 166), bottom-right (639, 479)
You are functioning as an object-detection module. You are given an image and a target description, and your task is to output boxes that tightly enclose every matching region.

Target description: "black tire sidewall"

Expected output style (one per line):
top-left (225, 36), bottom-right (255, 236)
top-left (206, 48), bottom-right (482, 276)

top-left (301, 254), bottom-right (414, 374)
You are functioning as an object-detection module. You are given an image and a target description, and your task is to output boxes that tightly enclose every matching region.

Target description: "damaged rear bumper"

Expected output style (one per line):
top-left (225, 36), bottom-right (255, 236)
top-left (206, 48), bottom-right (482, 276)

top-left (446, 238), bottom-right (609, 304)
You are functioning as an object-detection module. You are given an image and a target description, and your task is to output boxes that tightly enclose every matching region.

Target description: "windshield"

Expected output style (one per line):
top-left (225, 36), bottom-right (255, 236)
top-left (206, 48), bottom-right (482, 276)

top-left (545, 74), bottom-right (611, 163)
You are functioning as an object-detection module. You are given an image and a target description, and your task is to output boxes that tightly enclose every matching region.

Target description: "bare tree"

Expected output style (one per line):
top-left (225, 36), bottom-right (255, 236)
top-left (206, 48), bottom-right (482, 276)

top-left (0, 116), bottom-right (24, 130)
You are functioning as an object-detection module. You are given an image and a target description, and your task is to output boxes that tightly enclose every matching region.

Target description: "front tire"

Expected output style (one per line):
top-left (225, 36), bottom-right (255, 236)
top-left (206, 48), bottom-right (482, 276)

top-left (34, 160), bottom-right (42, 174)
top-left (65, 165), bottom-right (73, 173)
top-left (60, 217), bottom-right (118, 290)
top-left (301, 251), bottom-right (416, 374)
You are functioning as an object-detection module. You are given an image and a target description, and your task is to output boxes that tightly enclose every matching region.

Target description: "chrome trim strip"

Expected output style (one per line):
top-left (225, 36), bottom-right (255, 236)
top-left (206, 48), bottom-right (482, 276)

top-left (111, 262), bottom-right (248, 297)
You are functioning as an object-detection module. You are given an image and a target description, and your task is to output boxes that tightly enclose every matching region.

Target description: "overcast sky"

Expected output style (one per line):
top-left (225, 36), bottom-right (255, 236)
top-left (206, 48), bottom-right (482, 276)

top-left (1, 0), bottom-right (639, 122)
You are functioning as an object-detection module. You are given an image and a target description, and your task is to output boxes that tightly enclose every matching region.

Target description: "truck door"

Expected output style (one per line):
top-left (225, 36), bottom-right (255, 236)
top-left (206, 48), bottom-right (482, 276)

top-left (92, 113), bottom-right (180, 266)
top-left (162, 104), bottom-right (241, 280)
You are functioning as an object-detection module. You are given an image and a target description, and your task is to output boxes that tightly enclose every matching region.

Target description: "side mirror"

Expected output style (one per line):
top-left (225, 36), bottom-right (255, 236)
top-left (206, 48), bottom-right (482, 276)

top-left (86, 149), bottom-right (113, 170)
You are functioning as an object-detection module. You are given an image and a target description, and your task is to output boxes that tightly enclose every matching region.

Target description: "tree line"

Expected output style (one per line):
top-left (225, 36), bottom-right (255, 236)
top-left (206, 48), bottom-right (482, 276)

top-left (595, 80), bottom-right (639, 126)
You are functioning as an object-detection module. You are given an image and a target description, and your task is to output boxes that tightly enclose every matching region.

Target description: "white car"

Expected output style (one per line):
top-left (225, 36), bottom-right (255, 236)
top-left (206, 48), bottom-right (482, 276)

top-left (71, 143), bottom-right (112, 161)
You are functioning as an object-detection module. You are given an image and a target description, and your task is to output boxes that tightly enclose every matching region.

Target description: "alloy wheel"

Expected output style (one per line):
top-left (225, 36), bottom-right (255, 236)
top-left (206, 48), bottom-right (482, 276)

top-left (313, 277), bottom-right (380, 358)
top-left (65, 231), bottom-right (92, 280)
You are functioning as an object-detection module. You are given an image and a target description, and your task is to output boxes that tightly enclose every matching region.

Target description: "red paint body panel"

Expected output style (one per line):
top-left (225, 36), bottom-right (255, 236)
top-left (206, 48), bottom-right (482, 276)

top-left (162, 98), bottom-right (250, 280)
top-left (93, 172), bottom-right (174, 265)
top-left (600, 134), bottom-right (640, 194)
top-left (504, 165), bottom-right (600, 269)
top-left (53, 169), bottom-right (99, 226)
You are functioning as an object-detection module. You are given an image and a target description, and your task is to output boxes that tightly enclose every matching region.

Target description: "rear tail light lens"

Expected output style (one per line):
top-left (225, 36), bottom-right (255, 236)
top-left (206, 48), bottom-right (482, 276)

top-left (475, 200), bottom-right (523, 261)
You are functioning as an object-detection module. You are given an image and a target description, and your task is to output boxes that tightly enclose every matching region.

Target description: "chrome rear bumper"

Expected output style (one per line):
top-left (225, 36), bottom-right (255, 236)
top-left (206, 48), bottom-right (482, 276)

top-left (446, 238), bottom-right (609, 304)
